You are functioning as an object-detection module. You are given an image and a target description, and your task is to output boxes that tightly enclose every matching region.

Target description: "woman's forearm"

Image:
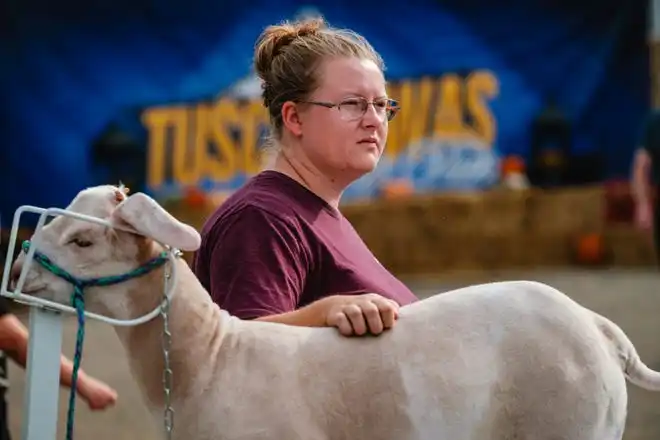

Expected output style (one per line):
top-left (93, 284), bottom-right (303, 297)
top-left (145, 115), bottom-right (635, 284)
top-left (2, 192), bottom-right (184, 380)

top-left (58, 355), bottom-right (88, 389)
top-left (0, 314), bottom-right (86, 389)
top-left (0, 314), bottom-right (29, 367)
top-left (254, 296), bottom-right (336, 327)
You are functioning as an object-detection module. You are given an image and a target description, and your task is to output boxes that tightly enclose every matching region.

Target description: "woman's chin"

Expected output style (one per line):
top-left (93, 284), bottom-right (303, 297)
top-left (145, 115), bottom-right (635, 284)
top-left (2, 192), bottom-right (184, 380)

top-left (352, 151), bottom-right (381, 172)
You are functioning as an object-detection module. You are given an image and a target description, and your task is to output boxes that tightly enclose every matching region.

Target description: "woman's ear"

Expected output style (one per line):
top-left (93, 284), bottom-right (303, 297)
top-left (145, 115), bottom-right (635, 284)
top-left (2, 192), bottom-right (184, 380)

top-left (281, 101), bottom-right (304, 137)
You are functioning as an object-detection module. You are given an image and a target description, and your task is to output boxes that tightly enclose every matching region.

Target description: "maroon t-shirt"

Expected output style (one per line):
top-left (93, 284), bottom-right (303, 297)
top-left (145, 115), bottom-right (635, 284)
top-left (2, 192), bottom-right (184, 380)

top-left (192, 170), bottom-right (418, 319)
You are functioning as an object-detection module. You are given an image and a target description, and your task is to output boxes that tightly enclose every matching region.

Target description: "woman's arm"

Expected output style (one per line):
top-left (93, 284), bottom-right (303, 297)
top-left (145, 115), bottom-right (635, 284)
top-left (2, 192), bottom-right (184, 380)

top-left (0, 311), bottom-right (118, 410)
top-left (0, 312), bottom-right (88, 387)
top-left (253, 297), bottom-right (330, 326)
top-left (255, 293), bottom-right (400, 336)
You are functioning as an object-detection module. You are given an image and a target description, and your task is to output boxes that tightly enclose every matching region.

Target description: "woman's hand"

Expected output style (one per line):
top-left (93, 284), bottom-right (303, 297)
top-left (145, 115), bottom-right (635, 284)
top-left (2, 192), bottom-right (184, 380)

top-left (77, 373), bottom-right (118, 411)
top-left (254, 292), bottom-right (401, 335)
top-left (322, 293), bottom-right (400, 337)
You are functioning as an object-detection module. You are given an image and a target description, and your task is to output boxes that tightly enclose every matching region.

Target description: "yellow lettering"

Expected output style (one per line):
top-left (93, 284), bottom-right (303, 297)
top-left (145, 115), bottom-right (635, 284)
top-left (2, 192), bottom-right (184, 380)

top-left (384, 81), bottom-right (400, 157)
top-left (433, 74), bottom-right (470, 138)
top-left (142, 107), bottom-right (187, 188)
top-left (241, 101), bottom-right (269, 174)
top-left (207, 99), bottom-right (239, 180)
top-left (466, 70), bottom-right (499, 145)
top-left (191, 104), bottom-right (213, 184)
top-left (171, 107), bottom-right (203, 186)
top-left (386, 78), bottom-right (434, 157)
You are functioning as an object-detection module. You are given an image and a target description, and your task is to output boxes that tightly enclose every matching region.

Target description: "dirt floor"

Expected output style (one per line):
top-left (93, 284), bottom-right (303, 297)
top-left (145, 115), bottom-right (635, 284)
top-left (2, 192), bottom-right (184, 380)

top-left (5, 268), bottom-right (660, 439)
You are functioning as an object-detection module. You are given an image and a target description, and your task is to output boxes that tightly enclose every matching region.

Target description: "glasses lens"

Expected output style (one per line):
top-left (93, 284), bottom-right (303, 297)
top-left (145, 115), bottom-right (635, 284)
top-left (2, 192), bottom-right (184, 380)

top-left (339, 98), bottom-right (366, 120)
top-left (386, 100), bottom-right (399, 121)
top-left (338, 98), bottom-right (399, 121)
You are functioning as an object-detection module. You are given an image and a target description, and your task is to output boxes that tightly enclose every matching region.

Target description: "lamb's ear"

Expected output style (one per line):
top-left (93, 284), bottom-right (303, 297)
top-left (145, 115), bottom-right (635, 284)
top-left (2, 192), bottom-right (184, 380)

top-left (111, 192), bottom-right (201, 251)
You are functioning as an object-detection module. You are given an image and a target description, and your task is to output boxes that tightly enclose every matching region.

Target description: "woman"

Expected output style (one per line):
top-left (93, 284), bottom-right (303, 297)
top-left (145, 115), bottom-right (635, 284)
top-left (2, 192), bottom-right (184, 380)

top-left (193, 16), bottom-right (418, 337)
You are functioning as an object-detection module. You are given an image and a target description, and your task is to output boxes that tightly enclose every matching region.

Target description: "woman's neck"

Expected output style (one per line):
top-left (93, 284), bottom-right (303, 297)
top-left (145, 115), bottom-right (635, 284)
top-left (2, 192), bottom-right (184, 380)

top-left (271, 153), bottom-right (344, 209)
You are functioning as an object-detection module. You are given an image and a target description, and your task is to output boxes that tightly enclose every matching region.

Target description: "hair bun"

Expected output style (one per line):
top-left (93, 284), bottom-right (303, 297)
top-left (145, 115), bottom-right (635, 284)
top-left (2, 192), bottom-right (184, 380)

top-left (254, 17), bottom-right (326, 84)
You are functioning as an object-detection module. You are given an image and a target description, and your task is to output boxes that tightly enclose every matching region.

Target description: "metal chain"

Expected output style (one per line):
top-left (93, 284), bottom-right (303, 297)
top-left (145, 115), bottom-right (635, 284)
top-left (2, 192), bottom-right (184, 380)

top-left (161, 261), bottom-right (175, 439)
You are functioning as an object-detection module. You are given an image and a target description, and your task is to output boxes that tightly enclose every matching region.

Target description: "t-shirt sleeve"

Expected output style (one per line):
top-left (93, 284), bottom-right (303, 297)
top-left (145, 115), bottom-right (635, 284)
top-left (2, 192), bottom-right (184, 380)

top-left (206, 206), bottom-right (309, 319)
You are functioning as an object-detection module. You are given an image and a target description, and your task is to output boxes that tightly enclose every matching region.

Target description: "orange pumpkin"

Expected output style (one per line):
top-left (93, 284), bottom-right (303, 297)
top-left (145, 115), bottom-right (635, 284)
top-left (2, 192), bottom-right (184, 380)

top-left (183, 186), bottom-right (208, 209)
top-left (574, 232), bottom-right (606, 265)
top-left (500, 155), bottom-right (526, 177)
top-left (381, 179), bottom-right (414, 199)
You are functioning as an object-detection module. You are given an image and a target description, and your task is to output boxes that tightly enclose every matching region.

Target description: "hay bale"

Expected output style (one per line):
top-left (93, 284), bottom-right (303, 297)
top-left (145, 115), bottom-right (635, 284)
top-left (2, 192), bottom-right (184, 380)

top-left (344, 189), bottom-right (530, 239)
top-left (517, 232), bottom-right (572, 268)
top-left (525, 185), bottom-right (604, 234)
top-left (364, 230), bottom-right (574, 276)
top-left (471, 189), bottom-right (530, 234)
top-left (343, 186), bottom-right (607, 276)
top-left (423, 193), bottom-right (485, 234)
top-left (604, 226), bottom-right (656, 267)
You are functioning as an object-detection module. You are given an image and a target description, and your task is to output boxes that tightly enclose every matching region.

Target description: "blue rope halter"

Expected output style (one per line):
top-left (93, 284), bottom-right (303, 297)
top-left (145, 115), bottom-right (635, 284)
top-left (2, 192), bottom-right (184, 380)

top-left (20, 240), bottom-right (173, 440)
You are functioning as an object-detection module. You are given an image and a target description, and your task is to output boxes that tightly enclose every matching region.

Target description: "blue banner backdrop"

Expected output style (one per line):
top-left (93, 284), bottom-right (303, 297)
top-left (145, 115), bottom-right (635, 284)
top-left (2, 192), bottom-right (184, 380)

top-left (0, 0), bottom-right (649, 220)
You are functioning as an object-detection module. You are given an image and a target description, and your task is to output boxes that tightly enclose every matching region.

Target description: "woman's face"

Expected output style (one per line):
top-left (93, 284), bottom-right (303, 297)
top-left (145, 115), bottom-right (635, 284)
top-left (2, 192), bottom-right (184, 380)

top-left (294, 57), bottom-right (395, 184)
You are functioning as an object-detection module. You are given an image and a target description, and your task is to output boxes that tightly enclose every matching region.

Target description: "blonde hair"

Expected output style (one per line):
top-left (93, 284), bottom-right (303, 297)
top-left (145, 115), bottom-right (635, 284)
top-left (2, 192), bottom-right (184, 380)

top-left (254, 16), bottom-right (384, 140)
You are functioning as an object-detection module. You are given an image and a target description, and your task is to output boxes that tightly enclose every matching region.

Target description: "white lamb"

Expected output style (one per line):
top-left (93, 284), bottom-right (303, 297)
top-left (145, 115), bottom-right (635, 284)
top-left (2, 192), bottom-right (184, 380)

top-left (8, 184), bottom-right (660, 440)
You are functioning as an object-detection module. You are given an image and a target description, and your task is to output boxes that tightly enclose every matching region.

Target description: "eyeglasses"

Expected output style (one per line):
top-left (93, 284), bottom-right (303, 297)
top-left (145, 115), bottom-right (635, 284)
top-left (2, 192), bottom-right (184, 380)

top-left (299, 97), bottom-right (400, 122)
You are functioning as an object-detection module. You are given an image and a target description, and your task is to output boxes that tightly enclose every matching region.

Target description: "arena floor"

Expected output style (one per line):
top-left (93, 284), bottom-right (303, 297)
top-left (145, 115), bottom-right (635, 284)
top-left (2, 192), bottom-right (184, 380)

top-left (5, 268), bottom-right (660, 440)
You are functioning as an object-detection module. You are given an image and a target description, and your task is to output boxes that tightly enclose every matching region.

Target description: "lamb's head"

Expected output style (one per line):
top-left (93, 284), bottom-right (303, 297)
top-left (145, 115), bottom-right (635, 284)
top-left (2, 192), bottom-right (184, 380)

top-left (9, 184), bottom-right (201, 316)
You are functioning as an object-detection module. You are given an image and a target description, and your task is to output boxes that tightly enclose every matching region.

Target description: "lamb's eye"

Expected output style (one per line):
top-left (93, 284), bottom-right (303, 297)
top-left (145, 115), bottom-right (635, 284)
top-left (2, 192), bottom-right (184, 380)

top-left (70, 238), bottom-right (93, 248)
